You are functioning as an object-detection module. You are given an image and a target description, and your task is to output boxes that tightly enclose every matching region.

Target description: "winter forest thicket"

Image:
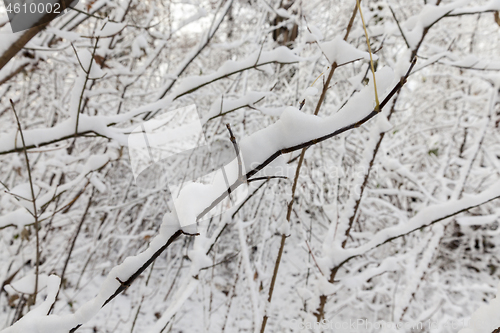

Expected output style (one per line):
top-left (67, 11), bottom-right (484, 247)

top-left (1, 0), bottom-right (500, 332)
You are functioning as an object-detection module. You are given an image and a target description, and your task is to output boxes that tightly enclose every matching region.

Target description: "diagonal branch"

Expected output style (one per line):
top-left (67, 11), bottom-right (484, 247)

top-left (198, 57), bottom-right (417, 221)
top-left (0, 0), bottom-right (77, 70)
top-left (10, 99), bottom-right (41, 305)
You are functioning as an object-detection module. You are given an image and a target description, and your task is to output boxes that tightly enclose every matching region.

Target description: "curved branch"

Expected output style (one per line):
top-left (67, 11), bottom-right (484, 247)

top-left (197, 57), bottom-right (417, 220)
top-left (0, 0), bottom-right (78, 70)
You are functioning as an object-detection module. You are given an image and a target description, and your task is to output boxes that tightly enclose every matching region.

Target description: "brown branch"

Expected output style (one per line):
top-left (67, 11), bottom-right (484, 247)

top-left (48, 192), bottom-right (94, 315)
top-left (69, 229), bottom-right (184, 333)
top-left (226, 124), bottom-right (243, 178)
top-left (0, 0), bottom-right (74, 70)
top-left (0, 27), bottom-right (45, 71)
top-left (0, 130), bottom-right (104, 156)
top-left (260, 4), bottom-right (363, 332)
top-left (388, 5), bottom-right (410, 49)
top-left (206, 96), bottom-right (266, 122)
top-left (0, 60), bottom-right (32, 86)
top-left (340, 90), bottom-right (400, 249)
top-left (69, 36), bottom-right (100, 154)
top-left (10, 99), bottom-right (41, 306)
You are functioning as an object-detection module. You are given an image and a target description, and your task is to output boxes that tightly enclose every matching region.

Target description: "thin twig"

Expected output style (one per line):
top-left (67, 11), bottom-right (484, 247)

top-left (388, 5), bottom-right (410, 49)
top-left (226, 124), bottom-right (243, 179)
top-left (10, 99), bottom-right (40, 306)
top-left (357, 0), bottom-right (380, 111)
top-left (48, 192), bottom-right (94, 314)
top-left (70, 36), bottom-right (100, 154)
top-left (304, 239), bottom-right (324, 276)
top-left (70, 43), bottom-right (89, 75)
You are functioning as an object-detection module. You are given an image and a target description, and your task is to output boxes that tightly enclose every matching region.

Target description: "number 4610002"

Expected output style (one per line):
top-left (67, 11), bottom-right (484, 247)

top-left (6, 2), bottom-right (61, 14)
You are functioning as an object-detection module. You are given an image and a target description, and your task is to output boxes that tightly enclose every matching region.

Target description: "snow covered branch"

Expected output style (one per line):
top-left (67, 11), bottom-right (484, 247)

top-left (0, 0), bottom-right (83, 70)
top-left (198, 58), bottom-right (416, 221)
top-left (336, 180), bottom-right (500, 265)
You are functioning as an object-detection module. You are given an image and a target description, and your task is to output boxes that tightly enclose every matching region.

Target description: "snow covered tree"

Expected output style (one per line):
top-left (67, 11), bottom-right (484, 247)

top-left (0, 0), bottom-right (500, 332)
